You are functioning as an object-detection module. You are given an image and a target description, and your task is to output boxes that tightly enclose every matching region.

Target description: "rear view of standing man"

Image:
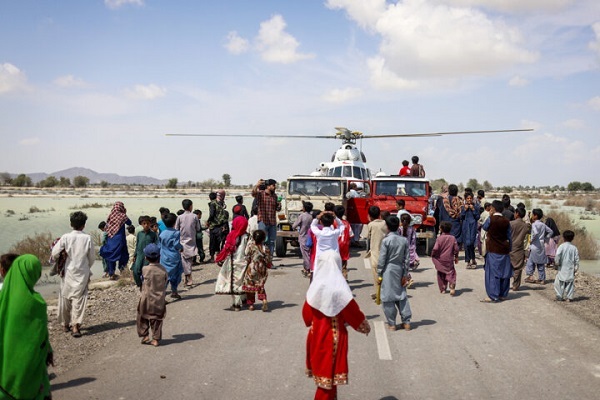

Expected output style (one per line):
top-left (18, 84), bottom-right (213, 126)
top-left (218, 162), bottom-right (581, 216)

top-left (252, 179), bottom-right (281, 256)
top-left (175, 199), bottom-right (201, 287)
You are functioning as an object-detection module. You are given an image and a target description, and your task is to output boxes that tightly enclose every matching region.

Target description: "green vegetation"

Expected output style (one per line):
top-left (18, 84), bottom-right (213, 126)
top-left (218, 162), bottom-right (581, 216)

top-left (73, 175), bottom-right (90, 188)
top-left (8, 232), bottom-right (54, 265)
top-left (166, 178), bottom-right (178, 189)
top-left (567, 181), bottom-right (595, 192)
top-left (548, 212), bottom-right (598, 260)
top-left (222, 173), bottom-right (232, 187)
top-left (70, 202), bottom-right (112, 210)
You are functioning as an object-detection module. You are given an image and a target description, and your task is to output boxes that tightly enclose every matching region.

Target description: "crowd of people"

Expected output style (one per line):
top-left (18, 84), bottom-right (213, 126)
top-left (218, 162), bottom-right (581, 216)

top-left (0, 176), bottom-right (583, 400)
top-left (432, 186), bottom-right (580, 303)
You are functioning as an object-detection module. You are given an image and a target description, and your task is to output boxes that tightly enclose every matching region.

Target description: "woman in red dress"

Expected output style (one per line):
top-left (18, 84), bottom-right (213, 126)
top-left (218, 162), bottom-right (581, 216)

top-left (303, 250), bottom-right (371, 400)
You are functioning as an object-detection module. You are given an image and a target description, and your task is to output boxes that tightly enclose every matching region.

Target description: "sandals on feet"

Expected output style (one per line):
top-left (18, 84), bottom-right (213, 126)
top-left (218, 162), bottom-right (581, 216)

top-left (141, 337), bottom-right (151, 345)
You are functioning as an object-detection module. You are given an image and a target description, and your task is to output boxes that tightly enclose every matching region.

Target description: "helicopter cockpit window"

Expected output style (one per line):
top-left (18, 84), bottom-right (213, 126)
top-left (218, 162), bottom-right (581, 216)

top-left (328, 167), bottom-right (342, 177)
top-left (289, 180), bottom-right (342, 197)
top-left (343, 166), bottom-right (352, 177)
top-left (352, 166), bottom-right (364, 180)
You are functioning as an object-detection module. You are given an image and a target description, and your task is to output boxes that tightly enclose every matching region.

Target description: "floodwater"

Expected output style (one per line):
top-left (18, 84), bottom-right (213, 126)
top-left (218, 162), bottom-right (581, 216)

top-left (0, 194), bottom-right (253, 297)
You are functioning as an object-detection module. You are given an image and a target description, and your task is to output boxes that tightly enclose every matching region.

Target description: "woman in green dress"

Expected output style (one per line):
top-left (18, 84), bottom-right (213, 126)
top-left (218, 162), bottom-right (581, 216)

top-left (0, 254), bottom-right (54, 400)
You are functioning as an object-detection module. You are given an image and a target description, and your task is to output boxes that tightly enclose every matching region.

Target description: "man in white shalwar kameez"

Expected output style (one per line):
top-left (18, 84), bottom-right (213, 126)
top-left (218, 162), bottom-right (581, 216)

top-left (52, 211), bottom-right (95, 337)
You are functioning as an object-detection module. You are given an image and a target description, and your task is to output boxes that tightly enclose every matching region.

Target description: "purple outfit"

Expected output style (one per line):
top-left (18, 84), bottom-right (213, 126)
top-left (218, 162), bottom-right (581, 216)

top-left (431, 234), bottom-right (459, 292)
top-left (293, 212), bottom-right (314, 272)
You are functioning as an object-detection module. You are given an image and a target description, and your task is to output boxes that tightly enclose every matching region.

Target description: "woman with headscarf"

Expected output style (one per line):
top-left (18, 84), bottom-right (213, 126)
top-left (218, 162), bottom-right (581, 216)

top-left (303, 249), bottom-right (371, 400)
top-left (99, 201), bottom-right (132, 279)
top-left (215, 205), bottom-right (249, 311)
top-left (0, 255), bottom-right (54, 400)
top-left (544, 217), bottom-right (561, 268)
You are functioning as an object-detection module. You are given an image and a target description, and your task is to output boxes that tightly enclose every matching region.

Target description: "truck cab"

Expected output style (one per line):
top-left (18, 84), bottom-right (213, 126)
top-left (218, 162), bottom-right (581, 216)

top-left (350, 175), bottom-right (437, 255)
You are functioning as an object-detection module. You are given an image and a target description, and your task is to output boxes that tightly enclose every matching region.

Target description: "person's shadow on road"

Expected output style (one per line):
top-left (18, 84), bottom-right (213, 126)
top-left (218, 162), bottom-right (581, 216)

top-left (160, 333), bottom-right (204, 346)
top-left (263, 300), bottom-right (298, 312)
top-left (409, 319), bottom-right (437, 330)
top-left (380, 396), bottom-right (399, 400)
top-left (51, 377), bottom-right (96, 392)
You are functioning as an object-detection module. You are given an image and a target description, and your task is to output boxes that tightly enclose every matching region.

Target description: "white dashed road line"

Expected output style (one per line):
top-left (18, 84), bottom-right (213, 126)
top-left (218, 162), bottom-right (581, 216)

top-left (374, 321), bottom-right (393, 360)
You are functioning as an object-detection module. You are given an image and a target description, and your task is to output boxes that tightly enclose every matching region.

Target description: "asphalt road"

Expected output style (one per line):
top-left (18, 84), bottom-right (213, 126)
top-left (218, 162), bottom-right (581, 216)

top-left (51, 249), bottom-right (600, 400)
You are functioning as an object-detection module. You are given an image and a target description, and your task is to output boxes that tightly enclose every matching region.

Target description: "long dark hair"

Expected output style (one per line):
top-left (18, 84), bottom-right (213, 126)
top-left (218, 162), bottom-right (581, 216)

top-left (545, 217), bottom-right (560, 238)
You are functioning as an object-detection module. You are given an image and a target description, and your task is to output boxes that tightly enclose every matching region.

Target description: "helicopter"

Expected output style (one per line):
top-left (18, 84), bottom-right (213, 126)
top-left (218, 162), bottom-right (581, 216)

top-left (166, 126), bottom-right (533, 180)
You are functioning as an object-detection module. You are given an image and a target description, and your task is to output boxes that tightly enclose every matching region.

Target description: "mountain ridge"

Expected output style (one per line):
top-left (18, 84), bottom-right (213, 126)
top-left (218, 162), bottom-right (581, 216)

top-left (10, 167), bottom-right (168, 185)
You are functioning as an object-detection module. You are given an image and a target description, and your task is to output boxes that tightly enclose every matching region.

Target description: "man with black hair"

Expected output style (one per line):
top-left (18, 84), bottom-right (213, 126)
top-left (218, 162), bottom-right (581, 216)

top-left (252, 178), bottom-right (281, 255)
top-left (175, 199), bottom-right (201, 287)
top-left (481, 200), bottom-right (513, 302)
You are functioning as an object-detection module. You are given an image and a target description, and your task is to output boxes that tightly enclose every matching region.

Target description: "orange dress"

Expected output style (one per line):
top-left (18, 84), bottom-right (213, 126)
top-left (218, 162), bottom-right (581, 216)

top-left (302, 299), bottom-right (365, 390)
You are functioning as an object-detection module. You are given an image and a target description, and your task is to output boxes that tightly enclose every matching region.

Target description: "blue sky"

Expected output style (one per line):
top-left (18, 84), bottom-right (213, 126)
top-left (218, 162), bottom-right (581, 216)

top-left (1, 0), bottom-right (599, 187)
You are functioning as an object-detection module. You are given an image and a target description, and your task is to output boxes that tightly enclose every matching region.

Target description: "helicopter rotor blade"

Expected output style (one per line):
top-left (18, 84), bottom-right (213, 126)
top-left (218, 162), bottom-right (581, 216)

top-left (360, 129), bottom-right (533, 139)
top-left (165, 133), bottom-right (337, 139)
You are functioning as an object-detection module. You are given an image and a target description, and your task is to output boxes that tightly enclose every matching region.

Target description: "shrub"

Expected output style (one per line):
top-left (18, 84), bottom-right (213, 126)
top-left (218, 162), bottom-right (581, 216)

top-left (8, 232), bottom-right (54, 265)
top-left (547, 212), bottom-right (599, 260)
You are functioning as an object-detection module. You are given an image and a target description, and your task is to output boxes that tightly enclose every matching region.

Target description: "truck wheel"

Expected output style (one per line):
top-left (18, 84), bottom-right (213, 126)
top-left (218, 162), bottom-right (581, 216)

top-left (275, 236), bottom-right (287, 257)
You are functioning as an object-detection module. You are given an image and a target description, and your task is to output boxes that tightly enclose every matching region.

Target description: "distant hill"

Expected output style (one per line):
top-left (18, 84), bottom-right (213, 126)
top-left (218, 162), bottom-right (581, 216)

top-left (15, 167), bottom-right (168, 185)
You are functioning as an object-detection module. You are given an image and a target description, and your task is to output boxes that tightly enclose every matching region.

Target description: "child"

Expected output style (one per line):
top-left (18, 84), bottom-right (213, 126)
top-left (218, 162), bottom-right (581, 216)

top-left (544, 217), bottom-right (560, 268)
top-left (137, 243), bottom-right (167, 347)
top-left (150, 217), bottom-right (159, 237)
top-left (193, 209), bottom-right (206, 263)
top-left (243, 229), bottom-right (272, 311)
top-left (525, 209), bottom-right (554, 285)
top-left (398, 160), bottom-right (411, 176)
top-left (51, 211), bottom-right (96, 337)
top-left (310, 211), bottom-right (343, 263)
top-left (431, 221), bottom-right (459, 295)
top-left (98, 221), bottom-right (109, 278)
top-left (0, 253), bottom-right (19, 291)
top-left (234, 195), bottom-right (249, 219)
top-left (132, 215), bottom-right (158, 288)
top-left (460, 193), bottom-right (481, 268)
top-left (334, 205), bottom-right (353, 280)
top-left (159, 213), bottom-right (184, 299)
top-left (398, 213), bottom-right (418, 288)
top-left (554, 230), bottom-right (579, 302)
top-left (292, 201), bottom-right (314, 278)
top-left (126, 224), bottom-right (136, 270)
top-left (366, 206), bottom-right (387, 292)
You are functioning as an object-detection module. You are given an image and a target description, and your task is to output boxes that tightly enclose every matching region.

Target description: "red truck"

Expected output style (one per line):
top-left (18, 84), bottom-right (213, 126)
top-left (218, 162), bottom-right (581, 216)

top-left (345, 175), bottom-right (437, 255)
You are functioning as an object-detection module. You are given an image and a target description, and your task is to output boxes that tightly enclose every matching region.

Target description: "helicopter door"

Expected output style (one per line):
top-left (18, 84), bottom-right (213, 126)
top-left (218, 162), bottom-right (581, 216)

top-left (345, 180), bottom-right (371, 225)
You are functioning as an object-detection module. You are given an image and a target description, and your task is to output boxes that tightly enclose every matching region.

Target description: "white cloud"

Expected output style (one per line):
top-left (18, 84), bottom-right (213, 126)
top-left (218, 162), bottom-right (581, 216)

top-left (19, 137), bottom-right (40, 146)
top-left (255, 15), bottom-right (315, 64)
top-left (104, 0), bottom-right (144, 10)
top-left (53, 75), bottom-right (89, 88)
top-left (509, 76), bottom-right (529, 87)
top-left (124, 84), bottom-right (166, 100)
top-left (322, 87), bottom-right (363, 103)
top-left (562, 119), bottom-right (585, 129)
top-left (326, 0), bottom-right (387, 30)
top-left (589, 22), bottom-right (600, 55)
top-left (329, 0), bottom-right (538, 90)
top-left (521, 119), bottom-right (543, 131)
top-left (0, 63), bottom-right (27, 94)
top-left (224, 31), bottom-right (250, 55)
top-left (589, 96), bottom-right (600, 111)
top-left (437, 0), bottom-right (575, 14)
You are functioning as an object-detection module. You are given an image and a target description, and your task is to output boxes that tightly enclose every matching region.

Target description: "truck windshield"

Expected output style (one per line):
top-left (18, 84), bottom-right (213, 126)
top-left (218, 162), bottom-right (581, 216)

top-left (288, 179), bottom-right (343, 196)
top-left (375, 181), bottom-right (427, 197)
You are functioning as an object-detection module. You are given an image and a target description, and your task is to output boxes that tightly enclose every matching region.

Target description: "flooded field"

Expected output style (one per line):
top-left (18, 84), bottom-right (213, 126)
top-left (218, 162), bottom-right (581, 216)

top-left (1, 191), bottom-right (599, 295)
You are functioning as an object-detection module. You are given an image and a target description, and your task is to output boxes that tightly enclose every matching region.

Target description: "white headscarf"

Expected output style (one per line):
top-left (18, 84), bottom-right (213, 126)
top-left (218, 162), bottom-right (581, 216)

top-left (306, 250), bottom-right (353, 317)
